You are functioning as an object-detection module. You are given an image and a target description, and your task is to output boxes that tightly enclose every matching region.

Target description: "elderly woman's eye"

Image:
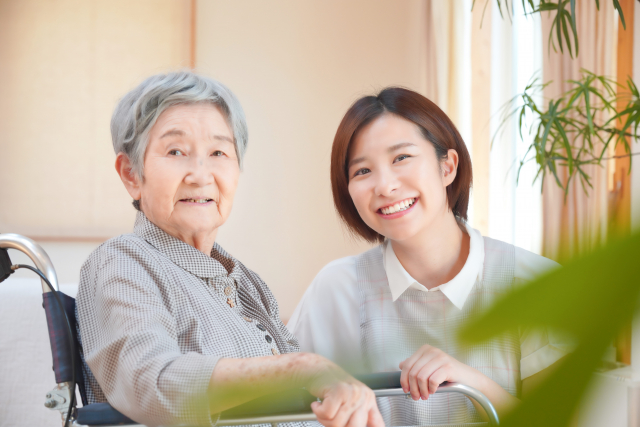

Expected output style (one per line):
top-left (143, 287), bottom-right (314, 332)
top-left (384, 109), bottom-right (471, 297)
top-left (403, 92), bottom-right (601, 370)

top-left (169, 149), bottom-right (184, 156)
top-left (212, 150), bottom-right (225, 157)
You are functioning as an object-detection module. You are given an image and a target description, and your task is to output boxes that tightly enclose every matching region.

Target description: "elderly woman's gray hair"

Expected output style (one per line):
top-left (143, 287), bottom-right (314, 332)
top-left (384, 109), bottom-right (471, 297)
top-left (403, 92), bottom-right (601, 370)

top-left (111, 71), bottom-right (248, 178)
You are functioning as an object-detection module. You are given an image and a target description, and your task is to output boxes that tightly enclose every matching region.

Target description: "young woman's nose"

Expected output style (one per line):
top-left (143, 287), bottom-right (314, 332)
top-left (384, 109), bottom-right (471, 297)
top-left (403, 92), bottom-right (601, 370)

top-left (373, 167), bottom-right (400, 197)
top-left (184, 155), bottom-right (214, 186)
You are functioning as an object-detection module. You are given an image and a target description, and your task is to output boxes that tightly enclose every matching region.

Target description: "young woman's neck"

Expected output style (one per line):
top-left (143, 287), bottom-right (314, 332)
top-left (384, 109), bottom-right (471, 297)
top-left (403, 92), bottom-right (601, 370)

top-left (390, 212), bottom-right (470, 290)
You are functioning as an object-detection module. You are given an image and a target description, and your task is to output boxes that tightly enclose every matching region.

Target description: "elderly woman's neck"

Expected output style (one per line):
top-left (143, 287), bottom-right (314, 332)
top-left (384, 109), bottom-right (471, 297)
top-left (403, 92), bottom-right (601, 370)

top-left (185, 234), bottom-right (217, 256)
top-left (146, 214), bottom-right (218, 255)
top-left (182, 231), bottom-right (218, 256)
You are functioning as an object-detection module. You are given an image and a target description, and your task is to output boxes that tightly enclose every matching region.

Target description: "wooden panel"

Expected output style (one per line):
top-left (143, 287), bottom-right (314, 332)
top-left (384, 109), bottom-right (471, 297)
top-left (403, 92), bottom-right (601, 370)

top-left (190, 0), bottom-right (197, 69)
top-left (612, 0), bottom-right (635, 365)
top-left (0, 0), bottom-right (192, 238)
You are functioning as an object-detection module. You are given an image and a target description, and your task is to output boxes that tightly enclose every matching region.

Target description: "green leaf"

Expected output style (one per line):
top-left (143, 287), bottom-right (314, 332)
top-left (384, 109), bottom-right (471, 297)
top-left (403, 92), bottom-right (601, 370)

top-left (613, 0), bottom-right (626, 30)
top-left (555, 2), bottom-right (564, 54)
top-left (553, 114), bottom-right (574, 174)
top-left (560, 10), bottom-right (573, 57)
top-left (547, 158), bottom-right (564, 189)
top-left (568, 5), bottom-right (579, 56)
top-left (458, 231), bottom-right (640, 426)
top-left (570, 0), bottom-right (576, 28)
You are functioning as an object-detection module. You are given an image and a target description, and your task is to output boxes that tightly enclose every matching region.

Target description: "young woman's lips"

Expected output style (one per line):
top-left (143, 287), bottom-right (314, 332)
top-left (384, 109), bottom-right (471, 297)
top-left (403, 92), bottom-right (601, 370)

top-left (376, 198), bottom-right (418, 219)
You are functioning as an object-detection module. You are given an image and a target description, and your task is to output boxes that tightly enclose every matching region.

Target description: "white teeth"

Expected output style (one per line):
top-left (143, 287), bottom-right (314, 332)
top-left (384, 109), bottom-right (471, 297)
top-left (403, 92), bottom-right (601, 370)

top-left (381, 198), bottom-right (415, 215)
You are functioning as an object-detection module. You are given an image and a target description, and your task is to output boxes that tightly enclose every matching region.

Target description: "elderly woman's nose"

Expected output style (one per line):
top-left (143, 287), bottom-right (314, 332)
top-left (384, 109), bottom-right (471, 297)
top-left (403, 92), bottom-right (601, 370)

top-left (183, 157), bottom-right (214, 186)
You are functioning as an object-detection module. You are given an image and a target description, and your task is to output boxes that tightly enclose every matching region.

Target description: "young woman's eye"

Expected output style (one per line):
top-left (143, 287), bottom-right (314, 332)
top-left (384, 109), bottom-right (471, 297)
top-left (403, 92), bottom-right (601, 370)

top-left (353, 168), bottom-right (371, 177)
top-left (394, 154), bottom-right (411, 163)
top-left (169, 149), bottom-right (184, 156)
top-left (212, 150), bottom-right (226, 157)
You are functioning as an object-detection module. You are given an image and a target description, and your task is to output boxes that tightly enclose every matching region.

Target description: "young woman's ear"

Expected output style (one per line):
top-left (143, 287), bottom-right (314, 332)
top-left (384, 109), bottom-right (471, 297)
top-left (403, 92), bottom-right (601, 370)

top-left (115, 152), bottom-right (142, 201)
top-left (442, 149), bottom-right (459, 187)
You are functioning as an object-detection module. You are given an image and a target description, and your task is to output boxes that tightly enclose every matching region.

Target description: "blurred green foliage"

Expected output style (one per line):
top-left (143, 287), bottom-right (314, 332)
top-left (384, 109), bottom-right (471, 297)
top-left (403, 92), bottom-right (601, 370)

top-left (459, 230), bottom-right (640, 426)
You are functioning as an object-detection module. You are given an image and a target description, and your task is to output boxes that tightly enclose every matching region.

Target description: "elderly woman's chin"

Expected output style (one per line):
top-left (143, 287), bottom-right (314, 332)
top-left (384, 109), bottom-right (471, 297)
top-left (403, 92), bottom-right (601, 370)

top-left (173, 201), bottom-right (226, 234)
top-left (139, 199), bottom-right (231, 250)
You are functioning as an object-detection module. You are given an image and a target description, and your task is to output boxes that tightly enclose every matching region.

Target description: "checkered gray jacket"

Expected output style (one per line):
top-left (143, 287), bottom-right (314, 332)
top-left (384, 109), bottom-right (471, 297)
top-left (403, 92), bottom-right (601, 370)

top-left (357, 237), bottom-right (519, 426)
top-left (76, 212), bottom-right (303, 426)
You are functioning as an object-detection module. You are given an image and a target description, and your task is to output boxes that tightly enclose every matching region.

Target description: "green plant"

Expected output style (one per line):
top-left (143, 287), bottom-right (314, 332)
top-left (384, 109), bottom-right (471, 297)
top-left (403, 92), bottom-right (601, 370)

top-left (495, 70), bottom-right (640, 196)
top-left (459, 229), bottom-right (640, 426)
top-left (473, 0), bottom-right (626, 58)
top-left (465, 2), bottom-right (639, 426)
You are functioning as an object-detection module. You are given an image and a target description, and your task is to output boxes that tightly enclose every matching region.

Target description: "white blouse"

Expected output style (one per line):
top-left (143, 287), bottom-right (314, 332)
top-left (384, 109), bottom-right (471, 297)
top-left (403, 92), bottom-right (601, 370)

top-left (288, 225), bottom-right (571, 380)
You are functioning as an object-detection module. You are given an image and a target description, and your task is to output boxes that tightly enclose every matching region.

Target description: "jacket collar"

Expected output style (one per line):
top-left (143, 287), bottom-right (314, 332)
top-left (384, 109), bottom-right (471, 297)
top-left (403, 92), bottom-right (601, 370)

top-left (133, 211), bottom-right (237, 279)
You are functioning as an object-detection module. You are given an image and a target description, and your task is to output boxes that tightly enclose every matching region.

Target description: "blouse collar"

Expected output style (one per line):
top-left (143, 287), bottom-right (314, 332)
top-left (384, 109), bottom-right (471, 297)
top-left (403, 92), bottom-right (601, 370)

top-left (382, 223), bottom-right (485, 310)
top-left (133, 211), bottom-right (237, 279)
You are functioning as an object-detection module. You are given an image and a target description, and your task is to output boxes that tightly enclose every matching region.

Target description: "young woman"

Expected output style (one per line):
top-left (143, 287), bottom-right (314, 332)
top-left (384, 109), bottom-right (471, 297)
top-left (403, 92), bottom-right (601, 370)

top-left (288, 88), bottom-right (570, 426)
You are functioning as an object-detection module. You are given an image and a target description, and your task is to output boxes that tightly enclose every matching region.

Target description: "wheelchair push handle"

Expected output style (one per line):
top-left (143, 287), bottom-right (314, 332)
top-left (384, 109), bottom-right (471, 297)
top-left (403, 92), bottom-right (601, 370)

top-left (0, 233), bottom-right (59, 293)
top-left (218, 371), bottom-right (500, 426)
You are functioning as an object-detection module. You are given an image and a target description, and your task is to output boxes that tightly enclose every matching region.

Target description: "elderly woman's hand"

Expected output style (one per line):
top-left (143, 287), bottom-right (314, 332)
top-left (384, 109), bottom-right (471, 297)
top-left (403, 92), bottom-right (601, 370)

top-left (209, 352), bottom-right (383, 427)
top-left (304, 356), bottom-right (384, 427)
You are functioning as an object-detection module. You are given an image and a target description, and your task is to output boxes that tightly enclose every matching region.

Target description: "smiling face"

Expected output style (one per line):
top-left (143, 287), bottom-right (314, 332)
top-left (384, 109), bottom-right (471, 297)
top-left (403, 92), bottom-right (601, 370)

top-left (119, 103), bottom-right (239, 249)
top-left (347, 113), bottom-right (458, 243)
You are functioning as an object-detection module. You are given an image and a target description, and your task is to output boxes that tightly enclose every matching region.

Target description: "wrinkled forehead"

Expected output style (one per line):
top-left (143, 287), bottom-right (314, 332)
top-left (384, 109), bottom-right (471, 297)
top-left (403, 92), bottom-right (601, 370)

top-left (149, 103), bottom-right (234, 144)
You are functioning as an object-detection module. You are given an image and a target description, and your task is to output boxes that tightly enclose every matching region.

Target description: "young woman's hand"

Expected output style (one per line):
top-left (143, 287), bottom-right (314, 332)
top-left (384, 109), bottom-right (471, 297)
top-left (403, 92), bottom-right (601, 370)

top-left (399, 344), bottom-right (477, 401)
top-left (304, 355), bottom-right (385, 427)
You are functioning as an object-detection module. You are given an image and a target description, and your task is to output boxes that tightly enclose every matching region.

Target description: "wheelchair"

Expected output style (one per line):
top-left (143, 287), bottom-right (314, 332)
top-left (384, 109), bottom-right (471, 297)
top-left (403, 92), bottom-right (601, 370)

top-left (0, 233), bottom-right (499, 427)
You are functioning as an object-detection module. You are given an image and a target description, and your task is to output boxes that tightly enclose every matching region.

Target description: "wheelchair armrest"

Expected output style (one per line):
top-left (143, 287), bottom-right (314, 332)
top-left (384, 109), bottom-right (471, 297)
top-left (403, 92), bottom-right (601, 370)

top-left (76, 403), bottom-right (137, 426)
top-left (355, 371), bottom-right (402, 389)
top-left (219, 372), bottom-right (402, 421)
top-left (220, 372), bottom-right (402, 420)
top-left (220, 388), bottom-right (317, 419)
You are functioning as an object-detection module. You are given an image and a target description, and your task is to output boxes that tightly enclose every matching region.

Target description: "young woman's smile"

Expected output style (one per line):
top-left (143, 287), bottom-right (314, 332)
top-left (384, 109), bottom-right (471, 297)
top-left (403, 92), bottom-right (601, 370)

top-left (377, 196), bottom-right (419, 218)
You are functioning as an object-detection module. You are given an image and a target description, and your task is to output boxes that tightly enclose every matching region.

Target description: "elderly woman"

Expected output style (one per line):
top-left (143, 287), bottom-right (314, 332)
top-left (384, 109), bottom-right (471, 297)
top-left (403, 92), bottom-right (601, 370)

top-left (76, 71), bottom-right (383, 427)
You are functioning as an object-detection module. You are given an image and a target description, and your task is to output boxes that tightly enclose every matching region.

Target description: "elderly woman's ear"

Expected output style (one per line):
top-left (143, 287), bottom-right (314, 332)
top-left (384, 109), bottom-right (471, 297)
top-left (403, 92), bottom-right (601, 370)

top-left (115, 152), bottom-right (142, 202)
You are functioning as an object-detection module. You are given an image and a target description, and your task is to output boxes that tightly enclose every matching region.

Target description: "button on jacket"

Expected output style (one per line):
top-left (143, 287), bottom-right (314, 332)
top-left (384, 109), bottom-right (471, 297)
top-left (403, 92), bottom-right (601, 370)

top-left (76, 212), bottom-right (301, 426)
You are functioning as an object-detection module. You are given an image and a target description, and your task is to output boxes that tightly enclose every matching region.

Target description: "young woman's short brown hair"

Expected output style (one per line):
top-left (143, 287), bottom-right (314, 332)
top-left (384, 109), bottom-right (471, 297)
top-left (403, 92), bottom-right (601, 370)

top-left (330, 87), bottom-right (473, 244)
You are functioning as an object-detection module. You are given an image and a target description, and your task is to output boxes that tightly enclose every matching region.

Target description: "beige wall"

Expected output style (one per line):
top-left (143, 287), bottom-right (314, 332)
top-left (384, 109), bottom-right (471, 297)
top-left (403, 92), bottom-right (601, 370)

top-left (0, 0), bottom-right (192, 238)
top-left (196, 0), bottom-right (427, 318)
